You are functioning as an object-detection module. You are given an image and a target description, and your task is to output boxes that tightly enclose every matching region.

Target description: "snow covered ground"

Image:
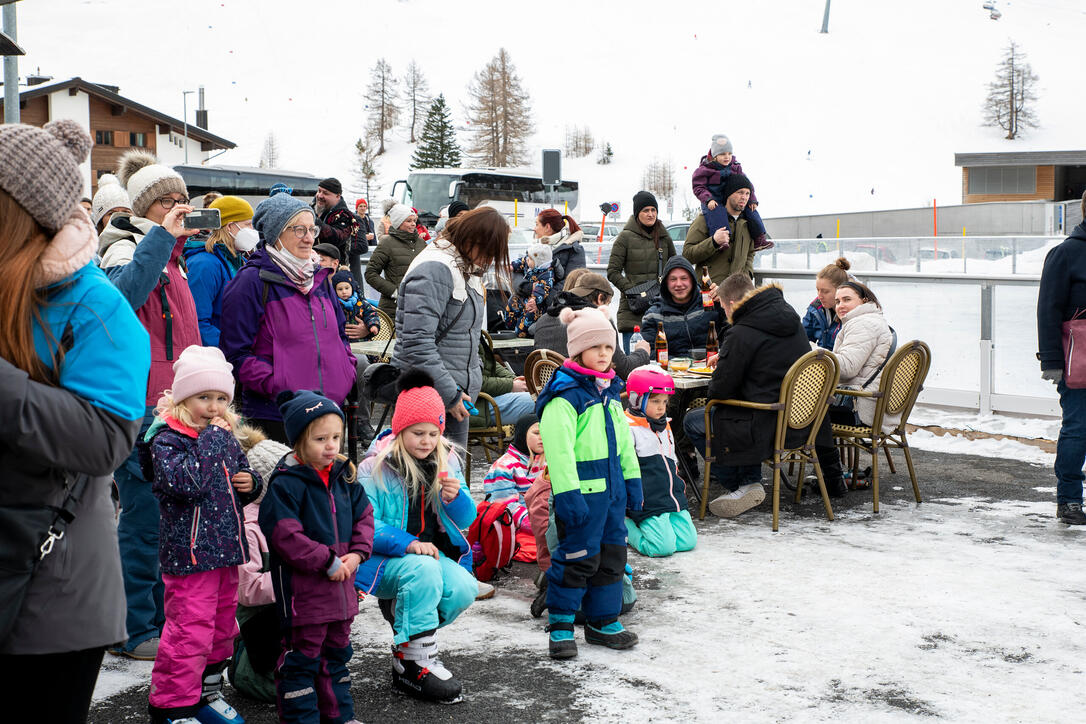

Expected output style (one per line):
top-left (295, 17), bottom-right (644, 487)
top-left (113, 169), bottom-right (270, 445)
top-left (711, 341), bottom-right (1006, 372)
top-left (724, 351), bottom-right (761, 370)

top-left (91, 445), bottom-right (1081, 723)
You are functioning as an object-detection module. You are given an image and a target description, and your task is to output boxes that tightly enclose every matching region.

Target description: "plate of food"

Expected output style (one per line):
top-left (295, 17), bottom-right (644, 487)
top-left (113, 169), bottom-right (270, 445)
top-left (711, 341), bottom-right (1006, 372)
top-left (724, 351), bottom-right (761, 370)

top-left (687, 366), bottom-right (714, 375)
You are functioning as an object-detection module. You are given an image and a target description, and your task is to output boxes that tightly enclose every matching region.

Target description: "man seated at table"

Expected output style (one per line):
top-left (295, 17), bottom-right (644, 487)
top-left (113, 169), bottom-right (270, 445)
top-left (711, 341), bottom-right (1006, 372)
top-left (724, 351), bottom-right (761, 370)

top-left (683, 273), bottom-right (847, 518)
top-left (641, 256), bottom-right (728, 359)
top-left (471, 333), bottom-right (534, 428)
top-left (641, 255), bottom-right (730, 466)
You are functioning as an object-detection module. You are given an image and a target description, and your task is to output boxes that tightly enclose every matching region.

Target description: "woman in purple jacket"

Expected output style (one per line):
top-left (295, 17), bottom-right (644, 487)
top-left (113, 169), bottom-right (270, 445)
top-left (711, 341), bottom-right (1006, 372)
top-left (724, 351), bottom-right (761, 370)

top-left (219, 193), bottom-right (357, 444)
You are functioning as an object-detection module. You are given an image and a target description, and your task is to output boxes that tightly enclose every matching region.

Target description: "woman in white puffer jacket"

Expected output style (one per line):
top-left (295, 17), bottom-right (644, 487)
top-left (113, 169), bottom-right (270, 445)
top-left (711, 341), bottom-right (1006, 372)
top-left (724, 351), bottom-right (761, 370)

top-left (832, 281), bottom-right (899, 432)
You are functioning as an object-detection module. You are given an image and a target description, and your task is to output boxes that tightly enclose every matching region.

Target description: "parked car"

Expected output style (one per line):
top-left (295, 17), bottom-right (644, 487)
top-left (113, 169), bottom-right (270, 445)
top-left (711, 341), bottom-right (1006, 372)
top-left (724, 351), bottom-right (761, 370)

top-left (917, 247), bottom-right (958, 260)
top-left (854, 244), bottom-right (897, 264)
top-left (666, 221), bottom-right (690, 243)
top-left (580, 222), bottom-right (621, 242)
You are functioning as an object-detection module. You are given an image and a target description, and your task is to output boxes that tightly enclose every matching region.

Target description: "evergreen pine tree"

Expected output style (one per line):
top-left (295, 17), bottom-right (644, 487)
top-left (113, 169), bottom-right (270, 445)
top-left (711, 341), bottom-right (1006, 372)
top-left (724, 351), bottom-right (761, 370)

top-left (411, 95), bottom-right (462, 169)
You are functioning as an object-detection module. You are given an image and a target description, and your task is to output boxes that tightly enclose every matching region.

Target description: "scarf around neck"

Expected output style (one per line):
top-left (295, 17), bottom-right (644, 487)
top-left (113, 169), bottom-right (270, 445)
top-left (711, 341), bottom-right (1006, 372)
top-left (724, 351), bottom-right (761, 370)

top-left (266, 243), bottom-right (319, 293)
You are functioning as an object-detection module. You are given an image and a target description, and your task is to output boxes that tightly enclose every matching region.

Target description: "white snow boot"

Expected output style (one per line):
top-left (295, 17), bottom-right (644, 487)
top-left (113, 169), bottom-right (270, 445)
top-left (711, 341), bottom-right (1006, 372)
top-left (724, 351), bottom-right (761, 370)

top-left (196, 662), bottom-right (244, 724)
top-left (391, 634), bottom-right (463, 704)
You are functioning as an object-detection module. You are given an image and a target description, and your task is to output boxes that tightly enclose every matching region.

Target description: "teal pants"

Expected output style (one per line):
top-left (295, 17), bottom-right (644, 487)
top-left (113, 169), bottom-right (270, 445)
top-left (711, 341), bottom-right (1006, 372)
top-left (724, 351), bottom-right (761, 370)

top-left (625, 510), bottom-right (698, 557)
top-left (373, 553), bottom-right (477, 645)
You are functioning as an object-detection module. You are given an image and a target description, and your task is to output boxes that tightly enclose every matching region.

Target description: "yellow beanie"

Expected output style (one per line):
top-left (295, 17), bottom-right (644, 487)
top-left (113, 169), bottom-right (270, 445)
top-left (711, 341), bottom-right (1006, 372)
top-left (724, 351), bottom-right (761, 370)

top-left (209, 195), bottom-right (254, 224)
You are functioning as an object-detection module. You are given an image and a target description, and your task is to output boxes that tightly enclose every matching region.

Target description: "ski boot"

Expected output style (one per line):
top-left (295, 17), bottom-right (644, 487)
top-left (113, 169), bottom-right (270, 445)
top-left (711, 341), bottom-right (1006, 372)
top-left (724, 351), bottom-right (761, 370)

top-left (196, 661), bottom-right (244, 724)
top-left (391, 634), bottom-right (463, 704)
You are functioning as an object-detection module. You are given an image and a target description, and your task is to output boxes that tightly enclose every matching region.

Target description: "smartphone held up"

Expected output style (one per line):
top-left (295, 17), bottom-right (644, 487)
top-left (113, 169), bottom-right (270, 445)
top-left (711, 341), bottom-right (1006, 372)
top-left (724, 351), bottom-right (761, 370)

top-left (183, 207), bottom-right (222, 230)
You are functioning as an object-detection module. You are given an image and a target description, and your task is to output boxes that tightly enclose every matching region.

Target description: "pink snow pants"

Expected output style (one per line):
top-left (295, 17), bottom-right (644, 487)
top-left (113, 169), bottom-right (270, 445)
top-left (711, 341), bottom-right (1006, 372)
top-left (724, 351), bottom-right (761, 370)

top-left (149, 567), bottom-right (240, 708)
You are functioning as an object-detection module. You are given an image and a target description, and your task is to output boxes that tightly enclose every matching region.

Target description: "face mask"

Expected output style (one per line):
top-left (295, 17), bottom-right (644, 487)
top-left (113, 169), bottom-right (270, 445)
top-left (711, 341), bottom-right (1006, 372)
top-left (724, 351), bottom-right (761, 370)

top-left (233, 227), bottom-right (259, 252)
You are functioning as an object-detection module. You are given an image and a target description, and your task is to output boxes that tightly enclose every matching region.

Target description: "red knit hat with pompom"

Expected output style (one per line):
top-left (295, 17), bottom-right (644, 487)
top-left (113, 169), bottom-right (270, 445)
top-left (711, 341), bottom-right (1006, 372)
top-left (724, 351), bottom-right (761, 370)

top-left (392, 369), bottom-right (446, 436)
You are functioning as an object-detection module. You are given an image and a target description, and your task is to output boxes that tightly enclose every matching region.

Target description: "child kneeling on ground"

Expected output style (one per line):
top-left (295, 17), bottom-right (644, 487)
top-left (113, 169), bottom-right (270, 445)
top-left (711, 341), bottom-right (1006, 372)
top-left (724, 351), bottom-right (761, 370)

top-left (536, 307), bottom-right (644, 659)
top-left (624, 365), bottom-right (698, 557)
top-left (259, 391), bottom-right (374, 724)
top-left (146, 345), bottom-right (262, 724)
top-left (354, 370), bottom-right (478, 704)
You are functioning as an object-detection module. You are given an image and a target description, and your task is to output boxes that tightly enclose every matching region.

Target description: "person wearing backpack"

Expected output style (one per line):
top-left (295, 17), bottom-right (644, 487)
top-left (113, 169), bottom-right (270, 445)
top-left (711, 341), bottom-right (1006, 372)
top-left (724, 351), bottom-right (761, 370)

top-left (354, 370), bottom-right (477, 704)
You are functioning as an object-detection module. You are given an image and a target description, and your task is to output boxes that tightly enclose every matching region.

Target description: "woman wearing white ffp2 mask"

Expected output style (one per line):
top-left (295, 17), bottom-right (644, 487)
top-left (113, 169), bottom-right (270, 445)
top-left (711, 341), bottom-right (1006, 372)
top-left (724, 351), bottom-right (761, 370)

top-left (183, 195), bottom-right (255, 346)
top-left (233, 226), bottom-right (259, 253)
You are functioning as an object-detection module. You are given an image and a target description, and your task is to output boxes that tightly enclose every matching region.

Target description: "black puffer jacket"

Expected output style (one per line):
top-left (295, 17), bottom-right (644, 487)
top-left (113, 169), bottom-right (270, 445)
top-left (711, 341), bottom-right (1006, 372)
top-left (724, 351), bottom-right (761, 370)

top-left (705, 284), bottom-right (811, 464)
top-left (640, 256), bottom-right (729, 358)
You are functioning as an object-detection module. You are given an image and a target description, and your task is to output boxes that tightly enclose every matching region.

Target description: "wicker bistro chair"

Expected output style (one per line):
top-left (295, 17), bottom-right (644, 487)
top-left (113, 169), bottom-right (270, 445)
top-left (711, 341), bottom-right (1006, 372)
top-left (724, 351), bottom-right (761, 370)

top-left (832, 340), bottom-right (932, 514)
top-left (699, 349), bottom-right (841, 532)
top-left (465, 392), bottom-right (510, 479)
top-left (371, 309), bottom-right (395, 362)
top-left (524, 349), bottom-right (566, 397)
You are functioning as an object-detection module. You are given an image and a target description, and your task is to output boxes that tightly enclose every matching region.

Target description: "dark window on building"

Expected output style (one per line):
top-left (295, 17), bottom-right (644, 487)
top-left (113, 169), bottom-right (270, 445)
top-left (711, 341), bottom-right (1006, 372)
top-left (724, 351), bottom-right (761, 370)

top-left (95, 130), bottom-right (114, 146)
top-left (968, 166), bottom-right (1036, 195)
top-left (130, 132), bottom-right (147, 147)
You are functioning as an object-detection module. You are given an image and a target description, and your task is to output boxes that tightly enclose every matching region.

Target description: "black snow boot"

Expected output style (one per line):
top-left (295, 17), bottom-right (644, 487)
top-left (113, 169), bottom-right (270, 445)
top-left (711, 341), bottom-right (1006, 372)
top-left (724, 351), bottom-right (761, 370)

top-left (530, 576), bottom-right (548, 618)
top-left (584, 618), bottom-right (638, 650)
top-left (1057, 503), bottom-right (1086, 525)
top-left (391, 634), bottom-right (463, 704)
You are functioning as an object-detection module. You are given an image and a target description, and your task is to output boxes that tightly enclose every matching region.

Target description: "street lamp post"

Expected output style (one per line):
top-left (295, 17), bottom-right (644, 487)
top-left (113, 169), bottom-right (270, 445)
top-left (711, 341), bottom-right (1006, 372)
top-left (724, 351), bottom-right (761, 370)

top-left (182, 89), bottom-right (194, 164)
top-left (820, 0), bottom-right (831, 33)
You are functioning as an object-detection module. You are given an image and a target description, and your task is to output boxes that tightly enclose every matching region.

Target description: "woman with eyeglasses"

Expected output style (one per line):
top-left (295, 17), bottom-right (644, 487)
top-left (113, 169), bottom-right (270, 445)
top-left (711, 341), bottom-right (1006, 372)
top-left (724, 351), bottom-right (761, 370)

top-left (219, 193), bottom-right (357, 444)
top-left (98, 151), bottom-right (204, 661)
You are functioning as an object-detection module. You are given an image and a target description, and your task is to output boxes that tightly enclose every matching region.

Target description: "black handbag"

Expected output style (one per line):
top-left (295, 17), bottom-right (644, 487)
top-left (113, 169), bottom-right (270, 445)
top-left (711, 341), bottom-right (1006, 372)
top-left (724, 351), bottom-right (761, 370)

top-left (0, 472), bottom-right (90, 645)
top-left (624, 247), bottom-right (665, 315)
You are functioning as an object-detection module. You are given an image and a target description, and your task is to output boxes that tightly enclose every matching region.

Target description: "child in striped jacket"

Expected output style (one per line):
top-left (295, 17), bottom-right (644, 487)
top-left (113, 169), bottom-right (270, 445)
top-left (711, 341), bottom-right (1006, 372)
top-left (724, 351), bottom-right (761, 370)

top-left (482, 413), bottom-right (546, 522)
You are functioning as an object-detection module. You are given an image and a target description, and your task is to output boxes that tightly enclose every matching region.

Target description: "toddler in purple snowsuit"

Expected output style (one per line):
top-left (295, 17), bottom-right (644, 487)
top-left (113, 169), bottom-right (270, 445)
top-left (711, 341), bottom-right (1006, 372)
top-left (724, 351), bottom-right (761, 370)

top-left (691, 133), bottom-right (772, 251)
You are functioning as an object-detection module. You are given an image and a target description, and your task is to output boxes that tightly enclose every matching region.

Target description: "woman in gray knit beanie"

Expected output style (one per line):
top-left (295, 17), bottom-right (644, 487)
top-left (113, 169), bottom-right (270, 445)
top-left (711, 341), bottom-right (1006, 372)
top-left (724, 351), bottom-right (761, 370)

top-left (0, 120), bottom-right (152, 722)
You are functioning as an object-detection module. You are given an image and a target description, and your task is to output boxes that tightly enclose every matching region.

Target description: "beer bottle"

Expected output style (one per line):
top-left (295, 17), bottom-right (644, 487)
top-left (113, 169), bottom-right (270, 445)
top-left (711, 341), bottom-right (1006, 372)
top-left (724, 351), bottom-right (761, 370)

top-left (655, 328), bottom-right (669, 369)
top-left (706, 321), bottom-right (718, 357)
top-left (700, 266), bottom-right (714, 308)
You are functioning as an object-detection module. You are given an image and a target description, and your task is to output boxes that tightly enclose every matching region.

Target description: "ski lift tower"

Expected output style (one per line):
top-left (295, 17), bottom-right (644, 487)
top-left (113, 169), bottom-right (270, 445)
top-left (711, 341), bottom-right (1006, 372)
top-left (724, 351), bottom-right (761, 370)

top-left (2, 0), bottom-right (24, 124)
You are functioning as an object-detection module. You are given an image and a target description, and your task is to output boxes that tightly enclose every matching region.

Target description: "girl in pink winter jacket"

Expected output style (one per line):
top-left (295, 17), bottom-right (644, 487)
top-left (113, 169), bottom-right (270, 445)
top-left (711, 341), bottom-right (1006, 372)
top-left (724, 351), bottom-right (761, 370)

top-left (146, 346), bottom-right (261, 724)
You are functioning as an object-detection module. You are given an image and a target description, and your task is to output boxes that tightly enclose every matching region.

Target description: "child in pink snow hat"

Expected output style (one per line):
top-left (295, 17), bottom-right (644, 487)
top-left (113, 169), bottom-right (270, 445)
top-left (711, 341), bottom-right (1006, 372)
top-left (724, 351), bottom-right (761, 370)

top-left (146, 345), bottom-right (262, 724)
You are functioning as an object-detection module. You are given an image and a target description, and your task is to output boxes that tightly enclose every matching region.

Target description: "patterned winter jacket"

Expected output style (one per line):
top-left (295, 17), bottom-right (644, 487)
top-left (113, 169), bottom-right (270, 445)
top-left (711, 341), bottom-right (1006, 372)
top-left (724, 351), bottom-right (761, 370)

top-left (535, 361), bottom-right (642, 511)
top-left (259, 454), bottom-right (375, 628)
top-left (354, 431), bottom-right (476, 638)
top-left (624, 411), bottom-right (688, 524)
top-left (483, 444), bottom-right (546, 514)
top-left (148, 414), bottom-right (263, 576)
top-left (802, 298), bottom-right (841, 350)
top-left (338, 294), bottom-right (381, 330)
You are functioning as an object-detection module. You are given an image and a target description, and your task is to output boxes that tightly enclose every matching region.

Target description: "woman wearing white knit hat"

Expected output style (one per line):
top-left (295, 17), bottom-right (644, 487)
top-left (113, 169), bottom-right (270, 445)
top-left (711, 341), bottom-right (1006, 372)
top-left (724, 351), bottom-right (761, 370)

top-left (98, 149), bottom-right (208, 663)
top-left (90, 172), bottom-right (132, 233)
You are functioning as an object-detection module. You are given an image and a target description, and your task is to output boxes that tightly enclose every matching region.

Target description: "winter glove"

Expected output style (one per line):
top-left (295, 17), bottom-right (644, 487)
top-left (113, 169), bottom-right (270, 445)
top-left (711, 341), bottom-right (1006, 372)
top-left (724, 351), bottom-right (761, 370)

top-left (552, 488), bottom-right (590, 528)
top-left (626, 479), bottom-right (644, 512)
top-left (1042, 368), bottom-right (1063, 384)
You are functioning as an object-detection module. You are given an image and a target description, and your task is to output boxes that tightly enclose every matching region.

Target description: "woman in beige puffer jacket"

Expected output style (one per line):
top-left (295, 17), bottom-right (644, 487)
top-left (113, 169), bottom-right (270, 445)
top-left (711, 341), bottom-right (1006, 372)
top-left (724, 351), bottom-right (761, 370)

top-left (833, 282), bottom-right (899, 432)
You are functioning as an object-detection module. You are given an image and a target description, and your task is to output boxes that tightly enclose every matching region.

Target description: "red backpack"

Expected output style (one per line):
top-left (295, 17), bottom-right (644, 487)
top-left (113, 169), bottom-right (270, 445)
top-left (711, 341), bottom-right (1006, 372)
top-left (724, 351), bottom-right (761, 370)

top-left (467, 496), bottom-right (526, 582)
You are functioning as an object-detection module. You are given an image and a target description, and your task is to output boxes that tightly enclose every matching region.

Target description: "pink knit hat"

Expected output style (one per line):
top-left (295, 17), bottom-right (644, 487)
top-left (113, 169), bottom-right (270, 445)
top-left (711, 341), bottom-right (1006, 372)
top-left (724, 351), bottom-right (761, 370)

top-left (170, 345), bottom-right (235, 404)
top-left (559, 307), bottom-right (615, 358)
top-left (392, 369), bottom-right (446, 436)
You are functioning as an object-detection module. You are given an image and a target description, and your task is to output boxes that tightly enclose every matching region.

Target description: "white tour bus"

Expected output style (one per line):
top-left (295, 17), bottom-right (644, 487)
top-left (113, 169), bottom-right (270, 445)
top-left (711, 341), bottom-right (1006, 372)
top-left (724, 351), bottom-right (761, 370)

top-left (391, 168), bottom-right (580, 229)
top-left (173, 165), bottom-right (322, 207)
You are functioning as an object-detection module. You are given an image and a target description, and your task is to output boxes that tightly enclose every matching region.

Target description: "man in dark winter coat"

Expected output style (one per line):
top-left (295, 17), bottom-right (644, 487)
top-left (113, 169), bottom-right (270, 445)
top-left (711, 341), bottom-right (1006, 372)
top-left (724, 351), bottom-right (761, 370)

top-left (640, 255), bottom-right (728, 359)
top-left (683, 274), bottom-right (845, 518)
top-left (313, 177), bottom-right (359, 262)
top-left (1037, 191), bottom-right (1086, 525)
top-left (349, 198), bottom-right (376, 282)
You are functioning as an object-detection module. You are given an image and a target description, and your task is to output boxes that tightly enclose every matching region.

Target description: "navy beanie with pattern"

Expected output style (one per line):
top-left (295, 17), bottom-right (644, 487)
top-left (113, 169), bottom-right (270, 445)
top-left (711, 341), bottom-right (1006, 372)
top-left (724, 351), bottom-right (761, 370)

top-left (277, 390), bottom-right (344, 446)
